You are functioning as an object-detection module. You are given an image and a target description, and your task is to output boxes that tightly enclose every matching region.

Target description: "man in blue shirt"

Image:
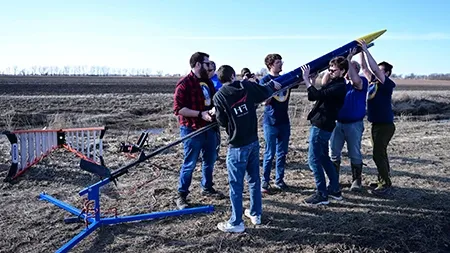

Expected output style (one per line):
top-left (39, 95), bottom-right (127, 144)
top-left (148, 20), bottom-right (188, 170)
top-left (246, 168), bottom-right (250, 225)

top-left (359, 40), bottom-right (396, 196)
top-left (209, 61), bottom-right (223, 92)
top-left (322, 48), bottom-right (369, 192)
top-left (259, 53), bottom-right (296, 193)
top-left (208, 61), bottom-right (223, 161)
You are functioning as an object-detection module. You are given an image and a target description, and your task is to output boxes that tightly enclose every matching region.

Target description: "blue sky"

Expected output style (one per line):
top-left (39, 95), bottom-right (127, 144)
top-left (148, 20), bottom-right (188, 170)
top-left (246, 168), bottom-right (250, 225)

top-left (1, 0), bottom-right (449, 76)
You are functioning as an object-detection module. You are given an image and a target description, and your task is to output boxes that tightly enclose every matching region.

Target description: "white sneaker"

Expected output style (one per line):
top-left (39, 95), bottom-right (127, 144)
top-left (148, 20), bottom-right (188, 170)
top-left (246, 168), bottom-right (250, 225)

top-left (217, 221), bottom-right (245, 233)
top-left (244, 209), bottom-right (261, 225)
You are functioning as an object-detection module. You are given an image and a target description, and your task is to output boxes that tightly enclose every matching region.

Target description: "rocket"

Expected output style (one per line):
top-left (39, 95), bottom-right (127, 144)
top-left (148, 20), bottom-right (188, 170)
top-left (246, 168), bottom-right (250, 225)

top-left (272, 29), bottom-right (387, 87)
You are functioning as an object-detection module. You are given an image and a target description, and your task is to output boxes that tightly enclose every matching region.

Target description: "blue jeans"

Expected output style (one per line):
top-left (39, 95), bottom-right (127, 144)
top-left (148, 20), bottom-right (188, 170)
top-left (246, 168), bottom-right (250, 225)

top-left (308, 125), bottom-right (340, 197)
top-left (329, 120), bottom-right (364, 165)
top-left (226, 141), bottom-right (262, 226)
top-left (262, 123), bottom-right (290, 184)
top-left (178, 125), bottom-right (218, 196)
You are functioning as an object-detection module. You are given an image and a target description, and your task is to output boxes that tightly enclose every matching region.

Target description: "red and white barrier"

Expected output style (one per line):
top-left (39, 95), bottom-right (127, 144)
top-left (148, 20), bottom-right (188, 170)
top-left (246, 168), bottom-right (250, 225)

top-left (2, 126), bottom-right (106, 182)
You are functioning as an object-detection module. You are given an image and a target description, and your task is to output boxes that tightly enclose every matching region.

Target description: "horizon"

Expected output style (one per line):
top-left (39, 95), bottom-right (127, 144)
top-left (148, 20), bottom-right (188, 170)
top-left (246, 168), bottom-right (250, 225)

top-left (1, 0), bottom-right (449, 76)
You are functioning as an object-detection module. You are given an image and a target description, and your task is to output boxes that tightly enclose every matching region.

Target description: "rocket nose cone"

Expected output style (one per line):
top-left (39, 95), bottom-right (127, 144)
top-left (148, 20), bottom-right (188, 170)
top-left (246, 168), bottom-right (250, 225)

top-left (357, 29), bottom-right (387, 43)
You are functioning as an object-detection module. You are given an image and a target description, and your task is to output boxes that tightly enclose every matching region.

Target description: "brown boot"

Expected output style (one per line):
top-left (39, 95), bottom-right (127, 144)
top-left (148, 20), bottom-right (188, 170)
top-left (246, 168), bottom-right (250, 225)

top-left (350, 163), bottom-right (363, 192)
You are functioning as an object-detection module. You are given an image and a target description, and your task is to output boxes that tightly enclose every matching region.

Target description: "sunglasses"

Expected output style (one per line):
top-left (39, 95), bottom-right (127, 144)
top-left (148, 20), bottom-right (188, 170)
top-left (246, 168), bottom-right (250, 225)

top-left (328, 68), bottom-right (339, 73)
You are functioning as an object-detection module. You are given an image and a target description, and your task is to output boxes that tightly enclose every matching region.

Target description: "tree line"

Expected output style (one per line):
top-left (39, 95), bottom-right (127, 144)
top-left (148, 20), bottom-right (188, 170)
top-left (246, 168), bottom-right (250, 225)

top-left (0, 66), bottom-right (163, 77)
top-left (1, 65), bottom-right (450, 81)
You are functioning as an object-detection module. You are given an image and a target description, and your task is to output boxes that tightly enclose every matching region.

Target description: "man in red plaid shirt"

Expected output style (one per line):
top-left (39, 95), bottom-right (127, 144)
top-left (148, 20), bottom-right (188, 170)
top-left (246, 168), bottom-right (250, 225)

top-left (173, 52), bottom-right (223, 210)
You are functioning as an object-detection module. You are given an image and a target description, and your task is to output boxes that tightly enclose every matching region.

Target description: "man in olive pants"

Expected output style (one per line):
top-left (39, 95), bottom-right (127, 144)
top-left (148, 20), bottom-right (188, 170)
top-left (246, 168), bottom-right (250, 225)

top-left (371, 123), bottom-right (395, 188)
top-left (359, 40), bottom-right (396, 196)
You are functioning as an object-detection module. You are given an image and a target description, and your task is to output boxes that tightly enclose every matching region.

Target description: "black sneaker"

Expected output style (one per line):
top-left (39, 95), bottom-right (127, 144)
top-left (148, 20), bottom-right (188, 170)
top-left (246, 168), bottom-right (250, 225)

top-left (304, 193), bottom-right (329, 205)
top-left (261, 181), bottom-right (270, 194)
top-left (201, 187), bottom-right (225, 199)
top-left (328, 191), bottom-right (343, 201)
top-left (274, 181), bottom-right (289, 190)
top-left (175, 195), bottom-right (189, 210)
top-left (370, 185), bottom-right (393, 197)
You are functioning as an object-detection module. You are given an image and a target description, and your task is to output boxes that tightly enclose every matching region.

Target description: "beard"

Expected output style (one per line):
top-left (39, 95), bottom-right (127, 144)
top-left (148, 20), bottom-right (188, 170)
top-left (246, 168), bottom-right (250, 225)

top-left (200, 66), bottom-right (209, 80)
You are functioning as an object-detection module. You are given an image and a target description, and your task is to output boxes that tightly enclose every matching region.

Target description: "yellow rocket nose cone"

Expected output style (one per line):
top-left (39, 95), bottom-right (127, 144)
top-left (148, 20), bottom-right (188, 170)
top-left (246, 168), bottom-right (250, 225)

top-left (356, 29), bottom-right (387, 43)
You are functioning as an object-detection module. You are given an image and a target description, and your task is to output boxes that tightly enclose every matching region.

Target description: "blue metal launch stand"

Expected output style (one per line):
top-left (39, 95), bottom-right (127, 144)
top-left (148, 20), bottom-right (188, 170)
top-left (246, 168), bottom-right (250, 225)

top-left (40, 176), bottom-right (214, 253)
top-left (39, 124), bottom-right (219, 253)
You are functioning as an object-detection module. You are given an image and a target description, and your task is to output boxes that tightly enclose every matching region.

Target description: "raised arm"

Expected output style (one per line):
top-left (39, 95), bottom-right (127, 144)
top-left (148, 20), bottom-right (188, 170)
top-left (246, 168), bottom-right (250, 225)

top-left (359, 49), bottom-right (372, 81)
top-left (359, 40), bottom-right (385, 83)
top-left (347, 48), bottom-right (362, 90)
top-left (301, 64), bottom-right (315, 90)
top-left (301, 65), bottom-right (337, 101)
top-left (321, 71), bottom-right (331, 86)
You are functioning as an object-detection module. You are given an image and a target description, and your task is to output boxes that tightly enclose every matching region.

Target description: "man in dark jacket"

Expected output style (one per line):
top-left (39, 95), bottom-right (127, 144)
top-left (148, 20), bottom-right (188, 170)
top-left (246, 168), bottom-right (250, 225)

top-left (300, 56), bottom-right (348, 205)
top-left (212, 65), bottom-right (283, 233)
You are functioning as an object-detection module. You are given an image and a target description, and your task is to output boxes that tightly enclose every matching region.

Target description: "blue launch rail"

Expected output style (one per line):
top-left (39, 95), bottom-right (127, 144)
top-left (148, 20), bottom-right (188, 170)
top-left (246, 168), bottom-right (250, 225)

top-left (40, 175), bottom-right (214, 253)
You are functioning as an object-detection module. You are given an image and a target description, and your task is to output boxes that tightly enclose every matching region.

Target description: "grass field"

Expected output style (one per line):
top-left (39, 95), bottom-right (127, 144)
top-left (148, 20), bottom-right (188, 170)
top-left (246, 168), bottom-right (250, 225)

top-left (1, 76), bottom-right (450, 253)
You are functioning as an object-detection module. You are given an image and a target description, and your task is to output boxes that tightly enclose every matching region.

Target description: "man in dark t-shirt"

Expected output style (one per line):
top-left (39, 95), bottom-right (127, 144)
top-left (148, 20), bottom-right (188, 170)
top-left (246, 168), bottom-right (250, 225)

top-left (259, 53), bottom-right (299, 193)
top-left (359, 40), bottom-right (396, 196)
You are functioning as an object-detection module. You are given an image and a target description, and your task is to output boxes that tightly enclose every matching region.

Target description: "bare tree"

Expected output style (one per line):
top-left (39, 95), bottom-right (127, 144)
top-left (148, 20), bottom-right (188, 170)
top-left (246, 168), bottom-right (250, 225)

top-left (63, 66), bottom-right (70, 75)
top-left (39, 66), bottom-right (48, 75)
top-left (405, 73), bottom-right (416, 79)
top-left (31, 66), bottom-right (38, 75)
top-left (100, 66), bottom-right (108, 76)
top-left (72, 66), bottom-right (80, 76)
top-left (7, 64), bottom-right (450, 80)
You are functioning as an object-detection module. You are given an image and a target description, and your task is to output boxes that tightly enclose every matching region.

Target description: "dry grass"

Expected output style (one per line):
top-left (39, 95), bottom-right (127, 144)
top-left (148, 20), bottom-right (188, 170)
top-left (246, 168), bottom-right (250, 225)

top-left (1, 103), bottom-right (17, 131)
top-left (393, 78), bottom-right (450, 85)
top-left (0, 77), bottom-right (450, 253)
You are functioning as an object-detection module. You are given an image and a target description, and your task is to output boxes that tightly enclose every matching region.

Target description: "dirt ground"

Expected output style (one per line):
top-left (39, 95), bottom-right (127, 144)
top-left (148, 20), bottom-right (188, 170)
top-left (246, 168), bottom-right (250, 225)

top-left (0, 76), bottom-right (450, 253)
